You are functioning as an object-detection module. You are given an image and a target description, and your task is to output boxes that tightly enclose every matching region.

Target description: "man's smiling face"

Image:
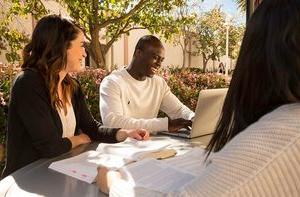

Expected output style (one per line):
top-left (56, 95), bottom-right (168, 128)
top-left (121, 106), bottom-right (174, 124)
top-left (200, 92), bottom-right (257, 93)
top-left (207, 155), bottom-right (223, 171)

top-left (137, 45), bottom-right (165, 78)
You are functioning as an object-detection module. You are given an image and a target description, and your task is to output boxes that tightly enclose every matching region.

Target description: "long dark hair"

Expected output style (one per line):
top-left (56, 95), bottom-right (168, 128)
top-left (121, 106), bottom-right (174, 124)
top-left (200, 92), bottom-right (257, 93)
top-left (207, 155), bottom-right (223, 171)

top-left (207, 0), bottom-right (300, 154)
top-left (21, 15), bottom-right (80, 111)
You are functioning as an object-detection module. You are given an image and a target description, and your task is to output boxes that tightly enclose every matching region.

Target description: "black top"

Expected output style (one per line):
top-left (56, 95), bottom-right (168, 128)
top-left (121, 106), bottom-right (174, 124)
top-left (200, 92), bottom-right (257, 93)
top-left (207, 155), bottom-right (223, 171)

top-left (2, 69), bottom-right (119, 177)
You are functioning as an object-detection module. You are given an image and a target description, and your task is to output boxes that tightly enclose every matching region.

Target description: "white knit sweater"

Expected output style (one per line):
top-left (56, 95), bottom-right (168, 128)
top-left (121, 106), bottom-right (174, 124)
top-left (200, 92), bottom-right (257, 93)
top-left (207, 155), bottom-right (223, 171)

top-left (100, 68), bottom-right (194, 132)
top-left (110, 103), bottom-right (300, 197)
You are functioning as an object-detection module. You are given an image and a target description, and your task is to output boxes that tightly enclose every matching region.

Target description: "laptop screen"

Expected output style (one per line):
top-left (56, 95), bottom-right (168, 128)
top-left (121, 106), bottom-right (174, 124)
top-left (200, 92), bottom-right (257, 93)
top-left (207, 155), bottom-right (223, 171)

top-left (190, 88), bottom-right (228, 138)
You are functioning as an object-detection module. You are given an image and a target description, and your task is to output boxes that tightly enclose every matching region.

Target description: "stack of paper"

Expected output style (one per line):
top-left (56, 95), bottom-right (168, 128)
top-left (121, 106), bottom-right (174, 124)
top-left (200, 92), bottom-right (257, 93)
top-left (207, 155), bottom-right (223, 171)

top-left (49, 137), bottom-right (207, 186)
top-left (49, 137), bottom-right (176, 183)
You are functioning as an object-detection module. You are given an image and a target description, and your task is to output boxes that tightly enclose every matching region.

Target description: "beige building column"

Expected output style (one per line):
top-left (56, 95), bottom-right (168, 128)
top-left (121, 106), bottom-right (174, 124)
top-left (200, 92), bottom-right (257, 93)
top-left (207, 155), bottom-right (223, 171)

top-left (110, 44), bottom-right (114, 69)
top-left (124, 34), bottom-right (129, 66)
top-left (188, 39), bottom-right (192, 67)
top-left (31, 14), bottom-right (37, 32)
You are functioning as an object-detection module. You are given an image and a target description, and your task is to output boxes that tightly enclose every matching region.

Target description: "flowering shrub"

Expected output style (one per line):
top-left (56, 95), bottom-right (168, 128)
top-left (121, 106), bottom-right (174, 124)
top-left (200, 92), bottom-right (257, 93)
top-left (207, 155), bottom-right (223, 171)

top-left (0, 66), bottom-right (228, 127)
top-left (76, 68), bottom-right (107, 121)
top-left (159, 67), bottom-right (228, 110)
top-left (0, 65), bottom-right (19, 171)
top-left (0, 65), bottom-right (19, 143)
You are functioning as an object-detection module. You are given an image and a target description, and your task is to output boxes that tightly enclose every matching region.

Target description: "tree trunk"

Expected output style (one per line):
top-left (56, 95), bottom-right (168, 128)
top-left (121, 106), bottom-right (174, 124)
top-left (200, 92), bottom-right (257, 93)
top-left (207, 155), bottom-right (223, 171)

top-left (182, 49), bottom-right (186, 68)
top-left (179, 41), bottom-right (186, 68)
top-left (202, 53), bottom-right (209, 73)
top-left (89, 27), bottom-right (106, 68)
top-left (203, 59), bottom-right (209, 73)
top-left (188, 39), bottom-right (192, 67)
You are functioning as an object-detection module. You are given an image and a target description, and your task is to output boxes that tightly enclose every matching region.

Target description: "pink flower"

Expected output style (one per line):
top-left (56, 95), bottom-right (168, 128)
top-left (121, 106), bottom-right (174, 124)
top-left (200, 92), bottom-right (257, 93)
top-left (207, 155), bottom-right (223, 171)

top-left (95, 79), bottom-right (101, 85)
top-left (162, 72), bottom-right (169, 80)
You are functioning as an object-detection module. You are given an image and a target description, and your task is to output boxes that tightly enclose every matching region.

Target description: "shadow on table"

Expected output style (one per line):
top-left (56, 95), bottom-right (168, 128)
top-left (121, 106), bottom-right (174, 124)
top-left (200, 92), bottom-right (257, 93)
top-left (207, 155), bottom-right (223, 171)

top-left (0, 143), bottom-right (107, 197)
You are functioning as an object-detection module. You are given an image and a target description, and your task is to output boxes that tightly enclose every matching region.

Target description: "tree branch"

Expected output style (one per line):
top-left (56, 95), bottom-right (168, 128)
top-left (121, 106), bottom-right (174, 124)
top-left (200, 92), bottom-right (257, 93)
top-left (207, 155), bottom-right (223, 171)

top-left (74, 17), bottom-right (91, 41)
top-left (123, 26), bottom-right (146, 34)
top-left (62, 3), bottom-right (91, 41)
top-left (80, 26), bottom-right (91, 41)
top-left (92, 0), bottom-right (99, 19)
top-left (105, 19), bottom-right (131, 51)
top-left (99, 0), bottom-right (147, 28)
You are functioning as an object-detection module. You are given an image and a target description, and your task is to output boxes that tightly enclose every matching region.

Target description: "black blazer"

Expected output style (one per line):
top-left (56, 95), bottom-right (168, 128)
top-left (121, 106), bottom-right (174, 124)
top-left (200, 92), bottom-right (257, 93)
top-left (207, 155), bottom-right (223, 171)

top-left (2, 69), bottom-right (119, 177)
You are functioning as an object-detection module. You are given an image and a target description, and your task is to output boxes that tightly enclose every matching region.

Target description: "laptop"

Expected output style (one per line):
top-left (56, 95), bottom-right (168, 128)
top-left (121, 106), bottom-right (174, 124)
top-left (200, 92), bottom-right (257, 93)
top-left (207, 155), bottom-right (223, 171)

top-left (159, 88), bottom-right (228, 138)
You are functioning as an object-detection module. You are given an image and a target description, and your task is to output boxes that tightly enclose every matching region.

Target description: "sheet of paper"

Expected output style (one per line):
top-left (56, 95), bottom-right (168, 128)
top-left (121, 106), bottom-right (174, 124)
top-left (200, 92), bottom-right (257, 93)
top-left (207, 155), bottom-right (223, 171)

top-left (121, 158), bottom-right (197, 194)
top-left (49, 150), bottom-right (131, 183)
top-left (164, 147), bottom-right (209, 175)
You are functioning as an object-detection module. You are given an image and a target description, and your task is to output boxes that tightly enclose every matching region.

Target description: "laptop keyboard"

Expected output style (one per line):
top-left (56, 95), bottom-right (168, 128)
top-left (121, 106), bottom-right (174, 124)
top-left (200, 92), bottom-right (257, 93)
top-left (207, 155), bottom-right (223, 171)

top-left (158, 127), bottom-right (192, 138)
top-left (177, 128), bottom-right (191, 135)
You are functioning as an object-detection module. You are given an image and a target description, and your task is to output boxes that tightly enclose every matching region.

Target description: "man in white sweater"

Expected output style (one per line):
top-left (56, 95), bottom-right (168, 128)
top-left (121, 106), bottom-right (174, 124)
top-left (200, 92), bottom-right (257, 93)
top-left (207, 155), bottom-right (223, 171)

top-left (100, 35), bottom-right (194, 133)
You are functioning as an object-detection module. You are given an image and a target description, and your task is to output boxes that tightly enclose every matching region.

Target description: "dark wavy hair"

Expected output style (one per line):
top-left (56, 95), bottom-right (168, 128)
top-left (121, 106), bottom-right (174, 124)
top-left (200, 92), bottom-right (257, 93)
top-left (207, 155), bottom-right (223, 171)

top-left (21, 15), bottom-right (80, 112)
top-left (207, 0), bottom-right (300, 155)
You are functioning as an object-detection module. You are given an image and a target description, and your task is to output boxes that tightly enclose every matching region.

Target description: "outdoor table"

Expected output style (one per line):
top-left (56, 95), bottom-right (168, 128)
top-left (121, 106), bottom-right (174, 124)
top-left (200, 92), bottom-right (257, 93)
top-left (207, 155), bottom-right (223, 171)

top-left (0, 134), bottom-right (212, 197)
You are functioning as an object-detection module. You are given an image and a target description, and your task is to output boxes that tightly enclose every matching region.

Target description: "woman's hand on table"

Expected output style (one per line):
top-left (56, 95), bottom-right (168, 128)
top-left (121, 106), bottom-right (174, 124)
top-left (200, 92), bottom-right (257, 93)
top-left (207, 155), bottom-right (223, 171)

top-left (68, 133), bottom-right (91, 148)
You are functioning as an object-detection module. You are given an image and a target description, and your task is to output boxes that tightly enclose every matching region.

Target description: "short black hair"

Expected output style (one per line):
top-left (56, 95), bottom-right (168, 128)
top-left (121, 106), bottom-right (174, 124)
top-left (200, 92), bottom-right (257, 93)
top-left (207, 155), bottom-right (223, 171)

top-left (134, 35), bottom-right (163, 54)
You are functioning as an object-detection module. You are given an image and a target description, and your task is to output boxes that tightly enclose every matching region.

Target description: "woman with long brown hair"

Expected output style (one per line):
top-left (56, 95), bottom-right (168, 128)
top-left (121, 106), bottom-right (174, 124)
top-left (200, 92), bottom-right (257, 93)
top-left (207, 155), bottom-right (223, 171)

top-left (2, 15), bottom-right (149, 178)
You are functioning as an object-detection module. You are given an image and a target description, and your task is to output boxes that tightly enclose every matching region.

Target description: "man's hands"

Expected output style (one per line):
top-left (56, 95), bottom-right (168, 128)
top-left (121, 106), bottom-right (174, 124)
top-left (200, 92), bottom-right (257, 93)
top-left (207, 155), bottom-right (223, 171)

top-left (168, 118), bottom-right (192, 132)
top-left (116, 129), bottom-right (150, 142)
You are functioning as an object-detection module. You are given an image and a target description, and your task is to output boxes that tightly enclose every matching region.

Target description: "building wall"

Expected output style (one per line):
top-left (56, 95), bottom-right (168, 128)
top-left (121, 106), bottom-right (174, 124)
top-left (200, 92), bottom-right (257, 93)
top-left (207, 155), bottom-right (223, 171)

top-left (0, 0), bottom-right (33, 65)
top-left (0, 0), bottom-right (233, 71)
top-left (105, 29), bottom-right (216, 71)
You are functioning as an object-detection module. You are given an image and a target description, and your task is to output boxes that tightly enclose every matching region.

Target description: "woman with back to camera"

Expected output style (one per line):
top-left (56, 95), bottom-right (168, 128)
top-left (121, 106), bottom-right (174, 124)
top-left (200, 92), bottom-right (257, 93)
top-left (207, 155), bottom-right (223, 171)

top-left (2, 15), bottom-right (149, 178)
top-left (97, 0), bottom-right (300, 196)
